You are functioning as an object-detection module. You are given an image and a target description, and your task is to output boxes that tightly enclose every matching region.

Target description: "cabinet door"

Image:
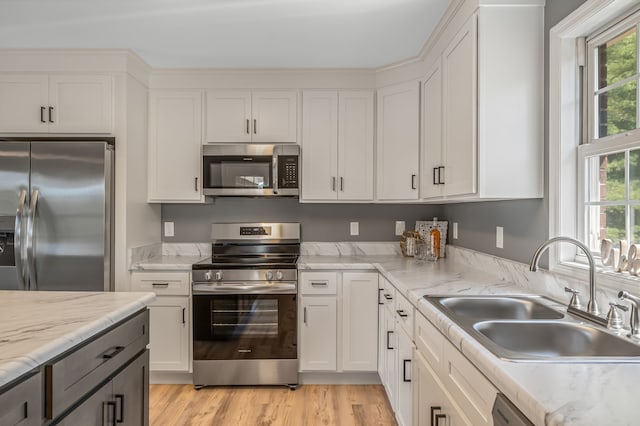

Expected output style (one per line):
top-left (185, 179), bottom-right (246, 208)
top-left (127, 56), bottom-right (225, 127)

top-left (341, 272), bottom-right (378, 371)
top-left (396, 329), bottom-right (414, 426)
top-left (0, 74), bottom-right (48, 133)
top-left (57, 379), bottom-right (113, 426)
top-left (301, 91), bottom-right (338, 201)
top-left (382, 307), bottom-right (397, 409)
top-left (413, 350), bottom-right (472, 426)
top-left (205, 90), bottom-right (252, 143)
top-left (0, 372), bottom-right (41, 426)
top-left (421, 60), bottom-right (444, 199)
top-left (376, 81), bottom-right (420, 200)
top-left (252, 91), bottom-right (297, 142)
top-left (148, 90), bottom-right (202, 202)
top-left (299, 296), bottom-right (337, 371)
top-left (111, 350), bottom-right (149, 426)
top-left (443, 15), bottom-right (477, 197)
top-left (148, 297), bottom-right (189, 371)
top-left (338, 91), bottom-right (374, 201)
top-left (377, 301), bottom-right (387, 385)
top-left (48, 75), bottom-right (113, 133)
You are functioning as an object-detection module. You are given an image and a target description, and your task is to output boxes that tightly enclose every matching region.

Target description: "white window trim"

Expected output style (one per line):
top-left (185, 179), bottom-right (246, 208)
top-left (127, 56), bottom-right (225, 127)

top-left (549, 0), bottom-right (640, 289)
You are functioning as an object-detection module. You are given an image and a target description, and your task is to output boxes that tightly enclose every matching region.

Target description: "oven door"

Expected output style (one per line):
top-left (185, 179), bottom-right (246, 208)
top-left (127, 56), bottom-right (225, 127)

top-left (193, 292), bottom-right (297, 360)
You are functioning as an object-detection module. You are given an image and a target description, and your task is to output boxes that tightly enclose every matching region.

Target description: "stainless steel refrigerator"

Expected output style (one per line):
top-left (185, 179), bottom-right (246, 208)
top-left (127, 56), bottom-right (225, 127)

top-left (0, 140), bottom-right (114, 291)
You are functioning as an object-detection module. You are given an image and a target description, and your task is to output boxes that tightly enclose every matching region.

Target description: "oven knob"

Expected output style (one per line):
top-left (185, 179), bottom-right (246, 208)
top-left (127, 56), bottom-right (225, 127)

top-left (276, 271), bottom-right (284, 281)
top-left (204, 271), bottom-right (212, 281)
top-left (265, 271), bottom-right (274, 281)
top-left (215, 271), bottom-right (223, 281)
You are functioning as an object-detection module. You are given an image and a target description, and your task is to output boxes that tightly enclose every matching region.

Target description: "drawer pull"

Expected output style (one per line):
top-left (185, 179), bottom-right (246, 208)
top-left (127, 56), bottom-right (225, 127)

top-left (403, 359), bottom-right (411, 382)
top-left (396, 309), bottom-right (408, 318)
top-left (378, 288), bottom-right (384, 305)
top-left (104, 401), bottom-right (117, 426)
top-left (310, 282), bottom-right (327, 286)
top-left (152, 282), bottom-right (169, 288)
top-left (430, 406), bottom-right (442, 426)
top-left (102, 346), bottom-right (125, 360)
top-left (435, 413), bottom-right (446, 425)
top-left (384, 294), bottom-right (393, 300)
top-left (386, 330), bottom-right (394, 350)
top-left (115, 394), bottom-right (124, 423)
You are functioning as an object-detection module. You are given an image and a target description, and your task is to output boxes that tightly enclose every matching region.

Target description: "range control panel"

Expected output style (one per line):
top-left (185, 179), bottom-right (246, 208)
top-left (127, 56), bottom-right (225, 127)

top-left (239, 226), bottom-right (272, 236)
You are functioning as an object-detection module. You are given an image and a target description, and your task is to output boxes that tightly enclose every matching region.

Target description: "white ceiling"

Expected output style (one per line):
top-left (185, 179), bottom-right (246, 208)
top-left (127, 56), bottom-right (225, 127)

top-left (0, 0), bottom-right (449, 69)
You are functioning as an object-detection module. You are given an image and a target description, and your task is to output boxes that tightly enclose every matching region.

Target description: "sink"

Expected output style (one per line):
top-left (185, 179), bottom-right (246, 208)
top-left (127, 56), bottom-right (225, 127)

top-left (474, 320), bottom-right (640, 360)
top-left (436, 296), bottom-right (564, 322)
top-left (423, 295), bottom-right (640, 362)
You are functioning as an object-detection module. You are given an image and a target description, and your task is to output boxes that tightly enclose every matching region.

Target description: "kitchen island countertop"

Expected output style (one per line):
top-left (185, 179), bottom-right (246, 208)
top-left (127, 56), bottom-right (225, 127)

top-left (0, 291), bottom-right (155, 389)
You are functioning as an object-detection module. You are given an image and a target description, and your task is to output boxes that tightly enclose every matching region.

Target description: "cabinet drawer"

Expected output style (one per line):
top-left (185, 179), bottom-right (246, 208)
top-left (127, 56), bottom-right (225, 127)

top-left (131, 271), bottom-right (190, 296)
top-left (379, 276), bottom-right (395, 307)
top-left (394, 291), bottom-right (414, 337)
top-left (300, 272), bottom-right (337, 295)
top-left (0, 371), bottom-right (42, 426)
top-left (414, 311), bottom-right (445, 374)
top-left (45, 309), bottom-right (149, 421)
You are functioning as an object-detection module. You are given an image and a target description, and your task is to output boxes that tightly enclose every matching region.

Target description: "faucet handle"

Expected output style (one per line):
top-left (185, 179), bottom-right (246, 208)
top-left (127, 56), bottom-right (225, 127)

top-left (564, 287), bottom-right (583, 309)
top-left (607, 302), bottom-right (628, 330)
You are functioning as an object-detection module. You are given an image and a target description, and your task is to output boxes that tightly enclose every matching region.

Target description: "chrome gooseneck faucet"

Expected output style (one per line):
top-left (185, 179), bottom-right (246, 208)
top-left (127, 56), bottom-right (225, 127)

top-left (530, 236), bottom-right (602, 319)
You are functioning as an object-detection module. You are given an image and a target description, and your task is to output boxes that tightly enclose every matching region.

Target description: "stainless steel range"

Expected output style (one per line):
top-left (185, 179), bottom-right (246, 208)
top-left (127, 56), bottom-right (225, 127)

top-left (191, 222), bottom-right (299, 389)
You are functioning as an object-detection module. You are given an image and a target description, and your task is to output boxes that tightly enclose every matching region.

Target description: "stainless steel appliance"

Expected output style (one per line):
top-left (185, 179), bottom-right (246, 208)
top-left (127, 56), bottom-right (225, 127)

top-left (191, 222), bottom-right (299, 388)
top-left (202, 144), bottom-right (299, 197)
top-left (0, 139), bottom-right (114, 291)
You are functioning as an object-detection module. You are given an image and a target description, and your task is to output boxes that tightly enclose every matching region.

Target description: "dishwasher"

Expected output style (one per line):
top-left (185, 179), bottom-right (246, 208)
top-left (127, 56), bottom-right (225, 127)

top-left (492, 393), bottom-right (534, 426)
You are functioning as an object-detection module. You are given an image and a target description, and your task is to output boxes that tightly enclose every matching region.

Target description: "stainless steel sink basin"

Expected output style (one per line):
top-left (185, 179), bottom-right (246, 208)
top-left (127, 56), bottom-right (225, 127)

top-left (423, 295), bottom-right (640, 362)
top-left (436, 296), bottom-right (564, 322)
top-left (474, 320), bottom-right (640, 360)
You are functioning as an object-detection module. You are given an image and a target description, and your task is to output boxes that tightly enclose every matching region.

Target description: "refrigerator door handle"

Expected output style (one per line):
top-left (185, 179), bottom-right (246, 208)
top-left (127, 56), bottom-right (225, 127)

top-left (14, 189), bottom-right (28, 290)
top-left (26, 189), bottom-right (39, 291)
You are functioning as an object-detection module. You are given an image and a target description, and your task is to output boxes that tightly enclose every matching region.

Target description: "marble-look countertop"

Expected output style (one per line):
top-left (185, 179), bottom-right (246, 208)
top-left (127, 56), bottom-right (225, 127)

top-left (130, 255), bottom-right (205, 271)
top-left (0, 291), bottom-right (155, 389)
top-left (299, 254), bottom-right (640, 426)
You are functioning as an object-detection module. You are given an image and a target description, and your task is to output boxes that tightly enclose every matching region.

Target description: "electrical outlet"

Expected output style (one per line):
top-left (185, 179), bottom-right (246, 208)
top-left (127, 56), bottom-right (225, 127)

top-left (395, 221), bottom-right (405, 236)
top-left (164, 222), bottom-right (175, 237)
top-left (453, 222), bottom-right (458, 239)
top-left (496, 226), bottom-right (503, 249)
top-left (350, 222), bottom-right (359, 236)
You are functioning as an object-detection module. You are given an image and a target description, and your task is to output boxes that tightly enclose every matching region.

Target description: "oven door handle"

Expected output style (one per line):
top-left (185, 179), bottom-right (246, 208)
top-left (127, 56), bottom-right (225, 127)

top-left (192, 281), bottom-right (297, 294)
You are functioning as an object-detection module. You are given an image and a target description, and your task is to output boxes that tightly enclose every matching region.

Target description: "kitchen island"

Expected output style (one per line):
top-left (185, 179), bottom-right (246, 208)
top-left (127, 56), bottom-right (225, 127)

top-left (0, 290), bottom-right (155, 424)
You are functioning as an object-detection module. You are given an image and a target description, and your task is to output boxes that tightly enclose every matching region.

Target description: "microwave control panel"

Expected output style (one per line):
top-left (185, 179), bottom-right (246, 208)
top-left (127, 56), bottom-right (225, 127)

top-left (278, 156), bottom-right (299, 188)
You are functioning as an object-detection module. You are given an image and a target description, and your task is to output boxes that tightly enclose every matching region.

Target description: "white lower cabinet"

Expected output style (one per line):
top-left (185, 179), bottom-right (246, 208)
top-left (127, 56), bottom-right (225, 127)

top-left (396, 326), bottom-right (414, 426)
top-left (130, 271), bottom-right (190, 372)
top-left (414, 350), bottom-right (471, 426)
top-left (299, 271), bottom-right (378, 373)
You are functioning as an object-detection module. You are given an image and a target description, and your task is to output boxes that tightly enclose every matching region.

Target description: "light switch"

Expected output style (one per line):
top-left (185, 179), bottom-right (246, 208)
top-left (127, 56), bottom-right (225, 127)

top-left (164, 222), bottom-right (175, 237)
top-left (350, 222), bottom-right (359, 236)
top-left (395, 221), bottom-right (405, 236)
top-left (453, 222), bottom-right (458, 239)
top-left (496, 226), bottom-right (503, 249)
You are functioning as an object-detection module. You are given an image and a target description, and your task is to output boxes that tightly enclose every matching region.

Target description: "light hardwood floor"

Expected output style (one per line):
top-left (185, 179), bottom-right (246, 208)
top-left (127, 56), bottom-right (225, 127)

top-left (149, 384), bottom-right (398, 426)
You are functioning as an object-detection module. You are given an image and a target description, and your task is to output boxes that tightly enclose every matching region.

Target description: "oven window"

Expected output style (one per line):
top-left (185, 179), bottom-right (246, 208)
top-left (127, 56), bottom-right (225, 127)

top-left (193, 294), bottom-right (296, 360)
top-left (205, 156), bottom-right (272, 189)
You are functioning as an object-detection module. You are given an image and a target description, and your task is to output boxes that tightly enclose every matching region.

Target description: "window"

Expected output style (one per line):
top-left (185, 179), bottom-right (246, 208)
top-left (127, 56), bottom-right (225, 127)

top-left (549, 0), bottom-right (640, 279)
top-left (580, 11), bottom-right (640, 255)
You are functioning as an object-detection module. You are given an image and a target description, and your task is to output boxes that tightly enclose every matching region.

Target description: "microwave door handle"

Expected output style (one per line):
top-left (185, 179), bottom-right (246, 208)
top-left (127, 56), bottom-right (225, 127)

top-left (272, 152), bottom-right (279, 195)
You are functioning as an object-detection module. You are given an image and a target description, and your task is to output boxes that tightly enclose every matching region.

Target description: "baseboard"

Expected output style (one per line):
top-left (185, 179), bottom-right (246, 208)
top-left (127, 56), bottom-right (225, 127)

top-left (150, 371), bottom-right (193, 384)
top-left (299, 372), bottom-right (381, 384)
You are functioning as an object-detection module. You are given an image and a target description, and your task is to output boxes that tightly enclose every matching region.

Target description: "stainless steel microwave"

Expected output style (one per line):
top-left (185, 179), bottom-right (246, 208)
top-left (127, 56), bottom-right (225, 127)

top-left (202, 144), bottom-right (300, 197)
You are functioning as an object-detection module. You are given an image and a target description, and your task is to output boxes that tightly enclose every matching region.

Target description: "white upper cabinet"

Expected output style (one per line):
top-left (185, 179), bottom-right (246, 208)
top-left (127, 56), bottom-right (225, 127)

top-left (376, 81), bottom-right (420, 201)
top-left (301, 90), bottom-right (374, 202)
top-left (442, 15), bottom-right (477, 198)
top-left (0, 74), bottom-right (113, 134)
top-left (148, 90), bottom-right (203, 203)
top-left (421, 60), bottom-right (443, 199)
top-left (420, 3), bottom-right (543, 202)
top-left (205, 90), bottom-right (296, 143)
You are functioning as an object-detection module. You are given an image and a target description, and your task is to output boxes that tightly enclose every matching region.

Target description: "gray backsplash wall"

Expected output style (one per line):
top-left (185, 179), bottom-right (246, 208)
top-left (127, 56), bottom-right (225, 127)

top-left (161, 198), bottom-right (443, 242)
top-left (442, 0), bottom-right (587, 265)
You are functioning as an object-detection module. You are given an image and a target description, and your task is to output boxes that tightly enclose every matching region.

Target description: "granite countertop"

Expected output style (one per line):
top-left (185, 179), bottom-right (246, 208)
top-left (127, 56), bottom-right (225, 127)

top-left (299, 254), bottom-right (640, 426)
top-left (0, 291), bottom-right (155, 389)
